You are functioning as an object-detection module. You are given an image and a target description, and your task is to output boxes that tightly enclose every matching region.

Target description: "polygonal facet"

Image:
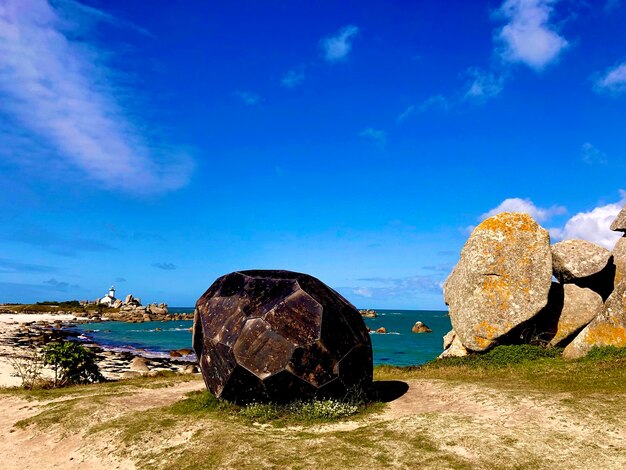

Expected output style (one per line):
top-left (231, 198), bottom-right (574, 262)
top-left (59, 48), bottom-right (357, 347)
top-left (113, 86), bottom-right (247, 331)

top-left (193, 270), bottom-right (373, 404)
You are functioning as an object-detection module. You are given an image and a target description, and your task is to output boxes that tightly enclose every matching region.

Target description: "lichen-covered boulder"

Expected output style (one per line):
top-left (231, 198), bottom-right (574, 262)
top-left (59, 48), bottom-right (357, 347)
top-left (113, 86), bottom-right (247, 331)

top-left (443, 213), bottom-right (552, 351)
top-left (551, 240), bottom-right (612, 283)
top-left (547, 284), bottom-right (603, 347)
top-left (563, 236), bottom-right (626, 359)
top-left (192, 270), bottom-right (373, 404)
top-left (551, 239), bottom-right (615, 300)
top-left (610, 205), bottom-right (626, 232)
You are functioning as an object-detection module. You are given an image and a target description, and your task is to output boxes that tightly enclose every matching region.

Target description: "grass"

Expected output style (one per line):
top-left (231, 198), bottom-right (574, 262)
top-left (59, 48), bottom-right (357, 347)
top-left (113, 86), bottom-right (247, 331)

top-left (374, 345), bottom-right (626, 396)
top-left (3, 345), bottom-right (626, 469)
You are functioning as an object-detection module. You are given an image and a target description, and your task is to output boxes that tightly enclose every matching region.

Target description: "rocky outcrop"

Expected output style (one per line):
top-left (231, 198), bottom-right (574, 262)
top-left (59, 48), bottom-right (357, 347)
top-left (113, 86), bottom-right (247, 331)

top-left (193, 270), bottom-right (373, 404)
top-left (551, 240), bottom-right (614, 300)
top-left (443, 213), bottom-right (552, 351)
top-left (563, 236), bottom-right (626, 359)
top-left (610, 206), bottom-right (626, 232)
top-left (129, 356), bottom-right (150, 373)
top-left (359, 309), bottom-right (377, 318)
top-left (411, 321), bottom-right (432, 333)
top-left (548, 284), bottom-right (603, 347)
top-left (438, 330), bottom-right (468, 358)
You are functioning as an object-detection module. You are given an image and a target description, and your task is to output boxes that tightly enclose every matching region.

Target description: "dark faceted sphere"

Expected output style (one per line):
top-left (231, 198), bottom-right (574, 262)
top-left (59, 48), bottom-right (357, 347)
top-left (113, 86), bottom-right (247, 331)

top-left (192, 270), bottom-right (373, 404)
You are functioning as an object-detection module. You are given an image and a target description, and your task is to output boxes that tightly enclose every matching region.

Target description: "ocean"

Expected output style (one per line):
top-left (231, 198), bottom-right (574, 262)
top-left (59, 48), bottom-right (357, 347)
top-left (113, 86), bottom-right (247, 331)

top-left (76, 308), bottom-right (451, 366)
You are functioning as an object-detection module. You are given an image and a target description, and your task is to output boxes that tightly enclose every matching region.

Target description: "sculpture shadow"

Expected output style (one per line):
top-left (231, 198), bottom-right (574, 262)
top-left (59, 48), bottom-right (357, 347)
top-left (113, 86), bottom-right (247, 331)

top-left (368, 380), bottom-right (409, 403)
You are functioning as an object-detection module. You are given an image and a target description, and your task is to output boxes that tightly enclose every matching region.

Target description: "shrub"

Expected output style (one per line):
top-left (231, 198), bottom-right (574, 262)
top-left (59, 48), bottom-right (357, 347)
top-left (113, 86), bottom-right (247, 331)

top-left (43, 341), bottom-right (104, 386)
top-left (583, 346), bottom-right (626, 362)
top-left (239, 398), bottom-right (360, 423)
top-left (435, 344), bottom-right (562, 368)
top-left (8, 348), bottom-right (46, 389)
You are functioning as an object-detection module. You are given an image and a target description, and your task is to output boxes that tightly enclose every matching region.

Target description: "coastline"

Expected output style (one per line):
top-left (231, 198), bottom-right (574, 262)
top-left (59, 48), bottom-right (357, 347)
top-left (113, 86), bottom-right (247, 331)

top-left (0, 312), bottom-right (198, 388)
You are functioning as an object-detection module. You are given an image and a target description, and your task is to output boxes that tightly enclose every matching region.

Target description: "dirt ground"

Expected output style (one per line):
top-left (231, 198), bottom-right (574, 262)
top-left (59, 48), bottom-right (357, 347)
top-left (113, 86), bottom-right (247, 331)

top-left (1, 377), bottom-right (624, 470)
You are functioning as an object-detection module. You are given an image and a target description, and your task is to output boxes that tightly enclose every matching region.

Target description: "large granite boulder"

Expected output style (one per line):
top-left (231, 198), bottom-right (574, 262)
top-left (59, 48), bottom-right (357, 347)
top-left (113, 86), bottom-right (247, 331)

top-left (438, 330), bottom-right (468, 358)
top-left (551, 239), bottom-right (614, 300)
top-left (547, 284), bottom-right (603, 347)
top-left (610, 205), bottom-right (626, 232)
top-left (563, 236), bottom-right (626, 359)
top-left (443, 213), bottom-right (552, 351)
top-left (193, 270), bottom-right (373, 404)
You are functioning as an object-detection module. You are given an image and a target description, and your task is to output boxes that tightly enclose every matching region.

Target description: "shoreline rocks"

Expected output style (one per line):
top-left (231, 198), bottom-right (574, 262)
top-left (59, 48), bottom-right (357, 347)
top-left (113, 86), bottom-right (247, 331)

top-left (411, 321), bottom-right (432, 334)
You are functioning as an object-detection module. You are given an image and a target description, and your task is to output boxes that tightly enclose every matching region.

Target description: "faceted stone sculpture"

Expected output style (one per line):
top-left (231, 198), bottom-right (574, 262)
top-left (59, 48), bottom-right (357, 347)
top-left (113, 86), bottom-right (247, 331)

top-left (193, 270), bottom-right (373, 404)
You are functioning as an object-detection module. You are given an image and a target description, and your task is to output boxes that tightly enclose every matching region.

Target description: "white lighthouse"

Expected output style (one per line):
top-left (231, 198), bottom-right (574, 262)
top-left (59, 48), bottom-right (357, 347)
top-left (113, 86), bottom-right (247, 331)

top-left (99, 285), bottom-right (117, 306)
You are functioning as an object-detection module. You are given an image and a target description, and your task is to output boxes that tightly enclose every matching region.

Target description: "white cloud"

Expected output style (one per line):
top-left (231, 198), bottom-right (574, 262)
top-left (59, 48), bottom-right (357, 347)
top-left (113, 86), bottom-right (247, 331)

top-left (232, 91), bottom-right (260, 105)
top-left (481, 197), bottom-right (567, 222)
top-left (0, 0), bottom-right (193, 194)
top-left (550, 191), bottom-right (626, 249)
top-left (396, 105), bottom-right (416, 123)
top-left (581, 142), bottom-right (607, 165)
top-left (281, 69), bottom-right (305, 88)
top-left (495, 0), bottom-right (568, 71)
top-left (359, 128), bottom-right (387, 149)
top-left (348, 275), bottom-right (444, 300)
top-left (396, 95), bottom-right (450, 122)
top-left (463, 68), bottom-right (505, 102)
top-left (320, 25), bottom-right (359, 62)
top-left (594, 63), bottom-right (626, 95)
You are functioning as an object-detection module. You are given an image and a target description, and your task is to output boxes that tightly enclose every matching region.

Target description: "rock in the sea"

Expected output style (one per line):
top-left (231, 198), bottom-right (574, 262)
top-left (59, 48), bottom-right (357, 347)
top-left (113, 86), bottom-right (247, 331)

top-left (411, 321), bottom-right (432, 334)
top-left (359, 309), bottom-right (377, 318)
top-left (375, 327), bottom-right (387, 334)
top-left (563, 236), bottom-right (626, 359)
top-left (438, 331), bottom-right (468, 358)
top-left (547, 284), bottom-right (603, 347)
top-left (125, 294), bottom-right (134, 304)
top-left (610, 205), bottom-right (626, 232)
top-left (169, 350), bottom-right (182, 358)
top-left (443, 213), bottom-right (552, 351)
top-left (193, 270), bottom-right (373, 404)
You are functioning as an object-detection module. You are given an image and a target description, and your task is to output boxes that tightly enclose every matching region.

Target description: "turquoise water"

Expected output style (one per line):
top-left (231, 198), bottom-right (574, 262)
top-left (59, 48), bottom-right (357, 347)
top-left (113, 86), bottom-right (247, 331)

top-left (77, 308), bottom-right (451, 366)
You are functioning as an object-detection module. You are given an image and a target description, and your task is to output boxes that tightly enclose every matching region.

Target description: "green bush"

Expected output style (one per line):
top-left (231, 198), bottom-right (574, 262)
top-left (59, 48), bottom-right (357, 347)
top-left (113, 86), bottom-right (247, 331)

top-left (43, 341), bottom-right (104, 386)
top-left (583, 346), bottom-right (626, 362)
top-left (435, 344), bottom-right (562, 368)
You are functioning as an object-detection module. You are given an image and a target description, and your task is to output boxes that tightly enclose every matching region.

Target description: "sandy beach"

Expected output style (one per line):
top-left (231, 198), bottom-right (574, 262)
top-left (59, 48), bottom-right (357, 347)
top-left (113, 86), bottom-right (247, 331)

top-left (0, 313), bottom-right (78, 387)
top-left (0, 313), bottom-right (197, 388)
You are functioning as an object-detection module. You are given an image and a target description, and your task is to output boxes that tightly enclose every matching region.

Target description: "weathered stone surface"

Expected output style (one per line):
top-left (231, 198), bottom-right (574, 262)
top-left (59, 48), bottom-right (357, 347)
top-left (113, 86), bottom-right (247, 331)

top-left (443, 213), bottom-right (552, 351)
top-left (438, 331), bottom-right (468, 358)
top-left (129, 356), bottom-right (149, 373)
top-left (552, 240), bottom-right (612, 283)
top-left (411, 321), bottom-right (432, 333)
top-left (193, 270), bottom-right (373, 404)
top-left (610, 205), bottom-right (626, 232)
top-left (548, 284), bottom-right (603, 347)
top-left (112, 299), bottom-right (123, 309)
top-left (563, 237), bottom-right (626, 359)
top-left (442, 330), bottom-right (456, 350)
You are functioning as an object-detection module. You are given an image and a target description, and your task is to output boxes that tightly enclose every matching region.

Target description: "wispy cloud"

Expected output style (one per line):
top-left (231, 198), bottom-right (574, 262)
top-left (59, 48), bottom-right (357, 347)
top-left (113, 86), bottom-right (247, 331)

top-left (152, 262), bottom-right (177, 271)
top-left (593, 63), bottom-right (626, 95)
top-left (281, 68), bottom-right (305, 88)
top-left (495, 0), bottom-right (568, 71)
top-left (0, 0), bottom-right (193, 194)
top-left (480, 197), bottom-right (567, 222)
top-left (581, 143), bottom-right (608, 165)
top-left (0, 258), bottom-right (58, 274)
top-left (115, 277), bottom-right (127, 283)
top-left (550, 190), bottom-right (626, 249)
top-left (463, 68), bottom-right (506, 102)
top-left (320, 25), bottom-right (359, 62)
top-left (232, 90), bottom-right (261, 105)
top-left (346, 275), bottom-right (444, 300)
top-left (604, 0), bottom-right (621, 13)
top-left (359, 128), bottom-right (387, 149)
top-left (1, 224), bottom-right (114, 257)
top-left (44, 278), bottom-right (80, 291)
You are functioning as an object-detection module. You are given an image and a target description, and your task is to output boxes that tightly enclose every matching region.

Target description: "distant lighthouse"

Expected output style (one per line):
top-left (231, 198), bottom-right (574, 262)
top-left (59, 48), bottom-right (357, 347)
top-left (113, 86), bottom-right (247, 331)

top-left (109, 285), bottom-right (115, 298)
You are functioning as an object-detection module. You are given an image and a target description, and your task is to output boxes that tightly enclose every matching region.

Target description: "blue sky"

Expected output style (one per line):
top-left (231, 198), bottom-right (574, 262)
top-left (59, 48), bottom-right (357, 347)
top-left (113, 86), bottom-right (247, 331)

top-left (1, 0), bottom-right (625, 309)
